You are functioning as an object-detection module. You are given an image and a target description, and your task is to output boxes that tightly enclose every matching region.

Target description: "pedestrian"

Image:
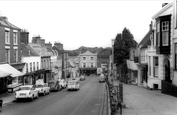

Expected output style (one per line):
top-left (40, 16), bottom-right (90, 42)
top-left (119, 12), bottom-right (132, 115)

top-left (117, 98), bottom-right (122, 114)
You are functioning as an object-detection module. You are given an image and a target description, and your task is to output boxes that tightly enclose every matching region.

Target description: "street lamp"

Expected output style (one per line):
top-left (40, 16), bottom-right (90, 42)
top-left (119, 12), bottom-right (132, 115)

top-left (111, 39), bottom-right (115, 85)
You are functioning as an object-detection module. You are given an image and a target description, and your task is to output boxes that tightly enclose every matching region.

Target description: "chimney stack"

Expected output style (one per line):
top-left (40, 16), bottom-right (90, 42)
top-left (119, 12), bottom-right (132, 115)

top-left (162, 3), bottom-right (168, 8)
top-left (0, 16), bottom-right (8, 21)
top-left (45, 42), bottom-right (52, 49)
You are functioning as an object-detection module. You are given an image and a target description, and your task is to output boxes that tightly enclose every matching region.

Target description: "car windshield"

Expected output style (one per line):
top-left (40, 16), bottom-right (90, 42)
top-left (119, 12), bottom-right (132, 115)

top-left (20, 87), bottom-right (32, 90)
top-left (35, 85), bottom-right (43, 88)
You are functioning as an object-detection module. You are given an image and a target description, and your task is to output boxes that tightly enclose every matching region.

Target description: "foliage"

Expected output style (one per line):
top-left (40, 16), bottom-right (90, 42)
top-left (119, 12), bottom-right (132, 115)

top-left (114, 27), bottom-right (137, 67)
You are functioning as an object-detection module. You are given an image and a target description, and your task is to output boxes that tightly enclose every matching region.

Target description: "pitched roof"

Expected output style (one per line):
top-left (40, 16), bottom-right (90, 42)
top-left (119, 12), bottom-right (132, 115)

top-left (138, 30), bottom-right (151, 49)
top-left (80, 50), bottom-right (97, 56)
top-left (0, 17), bottom-right (20, 30)
top-left (28, 43), bottom-right (50, 56)
top-left (21, 43), bottom-right (39, 57)
top-left (152, 2), bottom-right (173, 19)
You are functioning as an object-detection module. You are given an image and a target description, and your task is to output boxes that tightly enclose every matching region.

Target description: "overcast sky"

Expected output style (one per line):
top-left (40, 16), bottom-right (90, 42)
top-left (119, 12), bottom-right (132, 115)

top-left (0, 0), bottom-right (173, 50)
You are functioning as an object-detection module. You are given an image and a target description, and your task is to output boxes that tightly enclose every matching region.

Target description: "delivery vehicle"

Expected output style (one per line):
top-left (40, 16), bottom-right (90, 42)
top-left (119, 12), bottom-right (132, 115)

top-left (58, 79), bottom-right (67, 89)
top-left (15, 85), bottom-right (38, 101)
top-left (35, 84), bottom-right (50, 96)
top-left (67, 78), bottom-right (80, 91)
top-left (80, 75), bottom-right (85, 81)
top-left (99, 73), bottom-right (105, 82)
top-left (48, 80), bottom-right (62, 91)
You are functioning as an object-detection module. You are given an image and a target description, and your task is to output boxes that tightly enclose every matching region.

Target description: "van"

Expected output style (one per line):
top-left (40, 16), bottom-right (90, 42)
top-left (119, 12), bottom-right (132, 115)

top-left (99, 73), bottom-right (105, 82)
top-left (67, 79), bottom-right (80, 91)
top-left (48, 80), bottom-right (61, 91)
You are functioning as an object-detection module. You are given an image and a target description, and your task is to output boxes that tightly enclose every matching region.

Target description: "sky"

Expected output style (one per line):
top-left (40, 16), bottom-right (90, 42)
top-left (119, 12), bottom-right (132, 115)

top-left (0, 0), bottom-right (173, 50)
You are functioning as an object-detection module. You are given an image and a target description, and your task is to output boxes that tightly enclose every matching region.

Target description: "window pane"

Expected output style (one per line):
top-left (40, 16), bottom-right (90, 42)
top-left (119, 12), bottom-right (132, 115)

top-left (154, 67), bottom-right (159, 76)
top-left (162, 31), bottom-right (168, 45)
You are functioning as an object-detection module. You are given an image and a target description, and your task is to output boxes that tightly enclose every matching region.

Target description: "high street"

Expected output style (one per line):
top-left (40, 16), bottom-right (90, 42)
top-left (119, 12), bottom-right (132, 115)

top-left (1, 76), bottom-right (104, 115)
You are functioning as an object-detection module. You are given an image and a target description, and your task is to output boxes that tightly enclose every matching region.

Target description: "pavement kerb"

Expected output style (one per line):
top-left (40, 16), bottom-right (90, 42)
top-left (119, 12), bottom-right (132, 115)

top-left (100, 83), bottom-right (106, 115)
top-left (105, 83), bottom-right (111, 115)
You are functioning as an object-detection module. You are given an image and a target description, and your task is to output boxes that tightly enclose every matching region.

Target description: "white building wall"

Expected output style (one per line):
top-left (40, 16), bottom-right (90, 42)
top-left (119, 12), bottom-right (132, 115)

top-left (79, 55), bottom-right (97, 68)
top-left (21, 56), bottom-right (41, 74)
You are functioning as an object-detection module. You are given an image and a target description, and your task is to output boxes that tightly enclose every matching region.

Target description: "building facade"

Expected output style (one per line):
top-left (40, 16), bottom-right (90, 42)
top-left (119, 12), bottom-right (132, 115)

top-left (0, 16), bottom-right (25, 94)
top-left (79, 50), bottom-right (97, 75)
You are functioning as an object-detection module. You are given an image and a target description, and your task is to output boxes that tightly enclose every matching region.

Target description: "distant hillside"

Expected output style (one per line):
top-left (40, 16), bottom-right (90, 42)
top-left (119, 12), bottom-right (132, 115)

top-left (66, 46), bottom-right (112, 64)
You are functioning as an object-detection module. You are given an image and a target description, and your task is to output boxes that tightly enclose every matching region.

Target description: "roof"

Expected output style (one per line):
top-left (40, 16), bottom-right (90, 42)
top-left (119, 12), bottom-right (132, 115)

top-left (21, 43), bottom-right (39, 57)
top-left (138, 30), bottom-right (151, 49)
top-left (152, 2), bottom-right (173, 19)
top-left (28, 43), bottom-right (50, 56)
top-left (0, 17), bottom-right (20, 30)
top-left (0, 64), bottom-right (24, 77)
top-left (0, 70), bottom-right (11, 78)
top-left (80, 50), bottom-right (97, 56)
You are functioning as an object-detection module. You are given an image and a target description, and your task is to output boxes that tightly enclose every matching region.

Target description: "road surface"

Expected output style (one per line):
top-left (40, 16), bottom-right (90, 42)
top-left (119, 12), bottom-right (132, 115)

top-left (1, 76), bottom-right (105, 115)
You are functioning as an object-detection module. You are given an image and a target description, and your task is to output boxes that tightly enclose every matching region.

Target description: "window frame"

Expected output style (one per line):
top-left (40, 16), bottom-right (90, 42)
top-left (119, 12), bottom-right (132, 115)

top-left (162, 21), bottom-right (169, 46)
top-left (156, 22), bottom-right (160, 47)
top-left (14, 49), bottom-right (18, 63)
top-left (13, 32), bottom-right (18, 45)
top-left (153, 57), bottom-right (159, 77)
top-left (5, 49), bottom-right (10, 63)
top-left (5, 29), bottom-right (10, 45)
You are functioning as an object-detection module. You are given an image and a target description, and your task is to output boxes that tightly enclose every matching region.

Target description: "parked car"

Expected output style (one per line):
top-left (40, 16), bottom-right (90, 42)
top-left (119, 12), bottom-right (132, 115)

top-left (99, 73), bottom-right (105, 82)
top-left (67, 78), bottom-right (80, 91)
top-left (80, 75), bottom-right (85, 81)
top-left (35, 84), bottom-right (50, 96)
top-left (48, 80), bottom-right (61, 91)
top-left (15, 85), bottom-right (38, 101)
top-left (58, 79), bottom-right (67, 89)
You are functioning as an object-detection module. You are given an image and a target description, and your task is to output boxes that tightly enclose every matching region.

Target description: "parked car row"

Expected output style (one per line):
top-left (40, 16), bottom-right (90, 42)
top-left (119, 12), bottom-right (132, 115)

top-left (14, 79), bottom-right (67, 101)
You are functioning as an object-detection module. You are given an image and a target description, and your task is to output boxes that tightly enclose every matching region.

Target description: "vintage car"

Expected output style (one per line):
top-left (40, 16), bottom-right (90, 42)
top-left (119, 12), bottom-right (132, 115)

top-left (99, 73), bottom-right (105, 82)
top-left (48, 80), bottom-right (62, 91)
top-left (35, 84), bottom-right (50, 96)
top-left (67, 78), bottom-right (80, 91)
top-left (58, 79), bottom-right (67, 89)
top-left (80, 75), bottom-right (85, 81)
top-left (15, 85), bottom-right (39, 101)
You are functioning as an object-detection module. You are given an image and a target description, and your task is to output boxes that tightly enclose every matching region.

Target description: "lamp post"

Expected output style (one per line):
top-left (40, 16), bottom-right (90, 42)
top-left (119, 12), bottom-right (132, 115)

top-left (111, 39), bottom-right (115, 85)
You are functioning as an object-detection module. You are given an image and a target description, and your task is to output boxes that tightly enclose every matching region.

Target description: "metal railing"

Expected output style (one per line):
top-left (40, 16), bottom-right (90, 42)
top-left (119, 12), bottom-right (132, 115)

top-left (105, 80), bottom-right (123, 115)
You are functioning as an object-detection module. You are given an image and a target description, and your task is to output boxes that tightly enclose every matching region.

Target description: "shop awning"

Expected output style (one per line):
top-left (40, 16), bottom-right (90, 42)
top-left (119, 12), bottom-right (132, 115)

top-left (0, 70), bottom-right (11, 78)
top-left (0, 64), bottom-right (24, 77)
top-left (126, 60), bottom-right (138, 70)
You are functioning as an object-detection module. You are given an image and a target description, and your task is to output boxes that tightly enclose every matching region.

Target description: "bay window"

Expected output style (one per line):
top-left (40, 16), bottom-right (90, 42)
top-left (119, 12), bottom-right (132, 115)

top-left (162, 21), bottom-right (169, 46)
top-left (156, 22), bottom-right (160, 46)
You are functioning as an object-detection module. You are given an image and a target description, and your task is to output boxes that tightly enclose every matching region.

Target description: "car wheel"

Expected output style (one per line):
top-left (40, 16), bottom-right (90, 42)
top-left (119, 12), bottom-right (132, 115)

top-left (36, 94), bottom-right (39, 99)
top-left (31, 95), bottom-right (34, 101)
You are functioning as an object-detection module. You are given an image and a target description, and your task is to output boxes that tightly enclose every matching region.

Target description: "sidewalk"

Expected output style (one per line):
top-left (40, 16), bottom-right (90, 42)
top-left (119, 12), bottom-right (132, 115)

top-left (0, 93), bottom-right (15, 106)
top-left (114, 80), bottom-right (177, 115)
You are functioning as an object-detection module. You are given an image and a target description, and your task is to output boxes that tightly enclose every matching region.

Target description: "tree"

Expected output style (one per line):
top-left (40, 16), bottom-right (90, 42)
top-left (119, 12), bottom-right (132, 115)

top-left (114, 27), bottom-right (137, 83)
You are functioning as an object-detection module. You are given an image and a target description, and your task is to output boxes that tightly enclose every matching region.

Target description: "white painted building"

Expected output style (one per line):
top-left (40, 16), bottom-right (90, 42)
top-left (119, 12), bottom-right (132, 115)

top-left (147, 2), bottom-right (173, 89)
